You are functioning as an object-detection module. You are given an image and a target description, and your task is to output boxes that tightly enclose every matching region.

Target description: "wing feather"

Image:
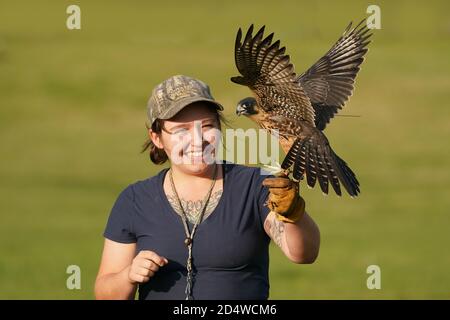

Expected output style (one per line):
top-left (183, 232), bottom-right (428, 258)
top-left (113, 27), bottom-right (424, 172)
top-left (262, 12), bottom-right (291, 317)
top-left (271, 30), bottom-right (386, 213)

top-left (297, 19), bottom-right (372, 130)
top-left (233, 25), bottom-right (315, 125)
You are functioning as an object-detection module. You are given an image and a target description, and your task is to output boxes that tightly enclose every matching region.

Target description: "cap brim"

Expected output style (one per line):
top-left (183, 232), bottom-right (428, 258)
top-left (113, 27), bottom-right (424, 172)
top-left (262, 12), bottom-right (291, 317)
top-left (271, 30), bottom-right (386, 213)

top-left (158, 96), bottom-right (224, 120)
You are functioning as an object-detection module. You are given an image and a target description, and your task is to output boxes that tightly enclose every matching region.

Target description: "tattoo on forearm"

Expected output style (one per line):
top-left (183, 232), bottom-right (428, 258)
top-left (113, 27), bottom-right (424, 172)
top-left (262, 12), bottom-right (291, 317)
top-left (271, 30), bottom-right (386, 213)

top-left (167, 190), bottom-right (223, 224)
top-left (269, 215), bottom-right (285, 248)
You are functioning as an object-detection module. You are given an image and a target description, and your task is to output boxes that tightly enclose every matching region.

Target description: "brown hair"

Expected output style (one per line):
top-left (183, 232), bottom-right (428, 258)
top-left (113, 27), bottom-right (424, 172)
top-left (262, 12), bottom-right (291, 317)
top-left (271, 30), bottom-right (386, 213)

top-left (141, 119), bottom-right (169, 164)
top-left (141, 105), bottom-right (228, 165)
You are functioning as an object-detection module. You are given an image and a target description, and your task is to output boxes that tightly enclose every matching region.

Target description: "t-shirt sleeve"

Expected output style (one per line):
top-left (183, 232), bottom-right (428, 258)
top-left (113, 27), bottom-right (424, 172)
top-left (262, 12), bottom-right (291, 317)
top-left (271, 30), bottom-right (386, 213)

top-left (103, 185), bottom-right (137, 244)
top-left (254, 168), bottom-right (275, 227)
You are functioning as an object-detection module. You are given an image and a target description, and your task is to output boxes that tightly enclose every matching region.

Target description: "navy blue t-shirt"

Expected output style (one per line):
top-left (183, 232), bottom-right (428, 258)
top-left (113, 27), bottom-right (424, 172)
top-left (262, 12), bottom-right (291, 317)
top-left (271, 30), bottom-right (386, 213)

top-left (103, 162), bottom-right (274, 300)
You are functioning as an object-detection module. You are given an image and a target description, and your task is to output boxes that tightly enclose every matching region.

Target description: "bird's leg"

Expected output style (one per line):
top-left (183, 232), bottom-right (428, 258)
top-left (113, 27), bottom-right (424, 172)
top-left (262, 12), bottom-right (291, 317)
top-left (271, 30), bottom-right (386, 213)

top-left (275, 167), bottom-right (291, 179)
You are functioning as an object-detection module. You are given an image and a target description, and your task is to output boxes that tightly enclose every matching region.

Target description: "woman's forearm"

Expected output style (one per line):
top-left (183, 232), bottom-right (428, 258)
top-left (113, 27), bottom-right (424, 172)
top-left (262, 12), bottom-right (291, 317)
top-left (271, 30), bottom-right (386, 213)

top-left (284, 211), bottom-right (320, 263)
top-left (95, 265), bottom-right (137, 300)
top-left (266, 211), bottom-right (320, 264)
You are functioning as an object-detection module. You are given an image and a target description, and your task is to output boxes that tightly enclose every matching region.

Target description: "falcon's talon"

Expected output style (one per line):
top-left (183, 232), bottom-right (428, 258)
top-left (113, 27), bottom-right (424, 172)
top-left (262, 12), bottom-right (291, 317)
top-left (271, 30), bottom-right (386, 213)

top-left (261, 161), bottom-right (283, 176)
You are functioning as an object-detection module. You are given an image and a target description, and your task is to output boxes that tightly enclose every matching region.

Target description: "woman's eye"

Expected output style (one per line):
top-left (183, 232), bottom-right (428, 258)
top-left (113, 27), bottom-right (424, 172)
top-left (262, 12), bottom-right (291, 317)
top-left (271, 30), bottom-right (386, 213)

top-left (174, 128), bottom-right (188, 135)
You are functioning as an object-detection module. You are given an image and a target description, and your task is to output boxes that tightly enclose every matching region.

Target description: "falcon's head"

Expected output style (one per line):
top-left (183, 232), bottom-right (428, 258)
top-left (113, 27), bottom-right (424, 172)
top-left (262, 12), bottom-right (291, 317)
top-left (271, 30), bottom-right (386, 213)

top-left (236, 97), bottom-right (258, 117)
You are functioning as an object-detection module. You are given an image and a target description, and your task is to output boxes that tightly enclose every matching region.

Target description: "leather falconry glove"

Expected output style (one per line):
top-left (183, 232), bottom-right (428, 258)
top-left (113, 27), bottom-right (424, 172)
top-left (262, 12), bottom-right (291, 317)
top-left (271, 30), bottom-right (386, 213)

top-left (262, 174), bottom-right (306, 224)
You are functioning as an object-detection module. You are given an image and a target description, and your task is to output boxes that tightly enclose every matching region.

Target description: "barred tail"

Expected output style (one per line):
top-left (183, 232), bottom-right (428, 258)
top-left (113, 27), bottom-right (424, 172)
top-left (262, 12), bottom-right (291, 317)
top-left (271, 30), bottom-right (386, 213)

top-left (281, 136), bottom-right (360, 197)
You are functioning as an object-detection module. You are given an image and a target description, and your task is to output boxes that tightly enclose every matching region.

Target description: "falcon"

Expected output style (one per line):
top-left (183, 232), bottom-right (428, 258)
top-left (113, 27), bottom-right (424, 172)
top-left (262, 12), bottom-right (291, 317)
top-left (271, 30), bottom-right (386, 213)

top-left (232, 20), bottom-right (372, 197)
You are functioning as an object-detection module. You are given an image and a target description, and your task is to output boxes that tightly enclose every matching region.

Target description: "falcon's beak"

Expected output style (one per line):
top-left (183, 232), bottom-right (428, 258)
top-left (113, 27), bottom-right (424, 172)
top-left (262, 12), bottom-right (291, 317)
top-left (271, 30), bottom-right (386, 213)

top-left (236, 103), bottom-right (247, 116)
top-left (236, 97), bottom-right (258, 116)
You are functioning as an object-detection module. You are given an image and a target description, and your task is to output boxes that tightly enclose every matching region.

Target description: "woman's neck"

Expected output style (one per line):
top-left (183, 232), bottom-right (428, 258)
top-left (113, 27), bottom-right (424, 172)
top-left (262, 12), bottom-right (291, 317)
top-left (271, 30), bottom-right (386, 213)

top-left (170, 163), bottom-right (221, 189)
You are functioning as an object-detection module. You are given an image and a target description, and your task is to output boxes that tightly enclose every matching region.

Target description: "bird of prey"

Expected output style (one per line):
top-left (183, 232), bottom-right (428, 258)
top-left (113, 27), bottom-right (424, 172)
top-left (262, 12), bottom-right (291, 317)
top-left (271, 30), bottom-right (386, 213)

top-left (232, 20), bottom-right (372, 197)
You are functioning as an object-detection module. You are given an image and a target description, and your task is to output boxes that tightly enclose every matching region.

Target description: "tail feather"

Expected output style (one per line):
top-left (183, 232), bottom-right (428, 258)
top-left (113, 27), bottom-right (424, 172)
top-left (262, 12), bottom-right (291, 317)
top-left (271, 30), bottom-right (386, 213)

top-left (313, 142), bottom-right (328, 192)
top-left (332, 152), bottom-right (360, 196)
top-left (305, 143), bottom-right (317, 188)
top-left (324, 147), bottom-right (342, 196)
top-left (281, 136), bottom-right (360, 197)
top-left (293, 140), bottom-right (307, 181)
top-left (281, 138), bottom-right (300, 170)
top-left (316, 147), bottom-right (329, 194)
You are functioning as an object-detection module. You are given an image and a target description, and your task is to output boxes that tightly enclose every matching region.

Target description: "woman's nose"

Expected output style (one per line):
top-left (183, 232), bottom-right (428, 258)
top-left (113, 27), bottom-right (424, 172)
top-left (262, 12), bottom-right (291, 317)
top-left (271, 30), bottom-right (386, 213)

top-left (191, 121), bottom-right (203, 148)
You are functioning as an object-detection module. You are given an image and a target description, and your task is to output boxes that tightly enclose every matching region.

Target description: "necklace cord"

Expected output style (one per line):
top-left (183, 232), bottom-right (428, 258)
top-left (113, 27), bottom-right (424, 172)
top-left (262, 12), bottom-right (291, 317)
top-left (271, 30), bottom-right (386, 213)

top-left (168, 164), bottom-right (218, 300)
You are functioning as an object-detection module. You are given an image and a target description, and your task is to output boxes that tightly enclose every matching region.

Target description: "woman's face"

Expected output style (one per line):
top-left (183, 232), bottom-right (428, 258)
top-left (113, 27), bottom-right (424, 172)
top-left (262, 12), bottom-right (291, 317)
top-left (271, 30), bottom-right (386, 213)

top-left (150, 102), bottom-right (221, 176)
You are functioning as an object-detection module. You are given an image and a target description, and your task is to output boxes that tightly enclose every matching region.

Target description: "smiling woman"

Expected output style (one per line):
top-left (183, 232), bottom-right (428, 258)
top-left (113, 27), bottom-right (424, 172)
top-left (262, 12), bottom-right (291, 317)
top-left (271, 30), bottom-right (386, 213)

top-left (94, 75), bottom-right (320, 300)
top-left (142, 102), bottom-right (224, 168)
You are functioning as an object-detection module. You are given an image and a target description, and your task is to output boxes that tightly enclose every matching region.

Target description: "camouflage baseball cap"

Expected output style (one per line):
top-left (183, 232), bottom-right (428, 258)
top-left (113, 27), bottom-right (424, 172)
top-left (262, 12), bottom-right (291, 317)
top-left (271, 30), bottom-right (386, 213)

top-left (147, 75), bottom-right (224, 125)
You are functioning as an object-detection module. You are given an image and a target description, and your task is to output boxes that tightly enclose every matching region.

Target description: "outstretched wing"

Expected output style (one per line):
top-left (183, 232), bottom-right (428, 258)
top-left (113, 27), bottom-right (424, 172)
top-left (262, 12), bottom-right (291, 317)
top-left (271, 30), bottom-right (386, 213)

top-left (233, 25), bottom-right (315, 126)
top-left (297, 19), bottom-right (372, 130)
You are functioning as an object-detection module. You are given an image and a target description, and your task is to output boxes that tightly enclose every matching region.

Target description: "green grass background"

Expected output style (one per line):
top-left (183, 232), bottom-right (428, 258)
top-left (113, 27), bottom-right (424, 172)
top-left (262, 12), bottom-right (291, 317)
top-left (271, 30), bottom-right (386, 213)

top-left (0, 0), bottom-right (449, 299)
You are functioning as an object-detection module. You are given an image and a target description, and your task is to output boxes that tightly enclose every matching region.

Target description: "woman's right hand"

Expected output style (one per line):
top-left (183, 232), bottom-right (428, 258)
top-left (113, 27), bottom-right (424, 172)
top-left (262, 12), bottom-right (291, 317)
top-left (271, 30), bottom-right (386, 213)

top-left (127, 250), bottom-right (169, 284)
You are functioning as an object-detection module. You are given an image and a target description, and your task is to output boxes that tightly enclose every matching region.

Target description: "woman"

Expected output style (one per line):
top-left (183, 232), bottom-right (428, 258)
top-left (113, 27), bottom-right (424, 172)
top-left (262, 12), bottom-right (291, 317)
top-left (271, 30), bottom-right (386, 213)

top-left (94, 75), bottom-right (320, 300)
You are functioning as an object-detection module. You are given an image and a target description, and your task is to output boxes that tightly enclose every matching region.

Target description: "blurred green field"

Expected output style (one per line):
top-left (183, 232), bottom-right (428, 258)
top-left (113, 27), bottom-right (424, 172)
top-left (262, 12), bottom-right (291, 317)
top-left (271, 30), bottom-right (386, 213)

top-left (1, 0), bottom-right (449, 299)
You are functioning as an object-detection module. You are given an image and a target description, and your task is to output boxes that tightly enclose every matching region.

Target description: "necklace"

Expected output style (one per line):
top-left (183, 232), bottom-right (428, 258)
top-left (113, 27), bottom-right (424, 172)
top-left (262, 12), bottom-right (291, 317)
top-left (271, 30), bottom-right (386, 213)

top-left (168, 164), bottom-right (218, 300)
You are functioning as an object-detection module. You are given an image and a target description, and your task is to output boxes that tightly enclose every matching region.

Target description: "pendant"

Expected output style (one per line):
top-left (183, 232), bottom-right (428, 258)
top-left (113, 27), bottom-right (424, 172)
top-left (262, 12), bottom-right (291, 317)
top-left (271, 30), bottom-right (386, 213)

top-left (184, 237), bottom-right (192, 246)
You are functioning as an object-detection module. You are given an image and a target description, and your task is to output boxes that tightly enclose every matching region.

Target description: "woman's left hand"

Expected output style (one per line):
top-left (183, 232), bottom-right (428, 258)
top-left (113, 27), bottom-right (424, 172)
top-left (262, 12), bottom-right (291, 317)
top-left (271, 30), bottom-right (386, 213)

top-left (262, 176), bottom-right (305, 223)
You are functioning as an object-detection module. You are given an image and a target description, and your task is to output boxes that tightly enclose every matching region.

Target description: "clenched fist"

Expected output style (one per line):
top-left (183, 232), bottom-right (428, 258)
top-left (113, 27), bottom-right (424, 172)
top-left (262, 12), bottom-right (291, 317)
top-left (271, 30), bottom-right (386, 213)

top-left (128, 250), bottom-right (168, 284)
